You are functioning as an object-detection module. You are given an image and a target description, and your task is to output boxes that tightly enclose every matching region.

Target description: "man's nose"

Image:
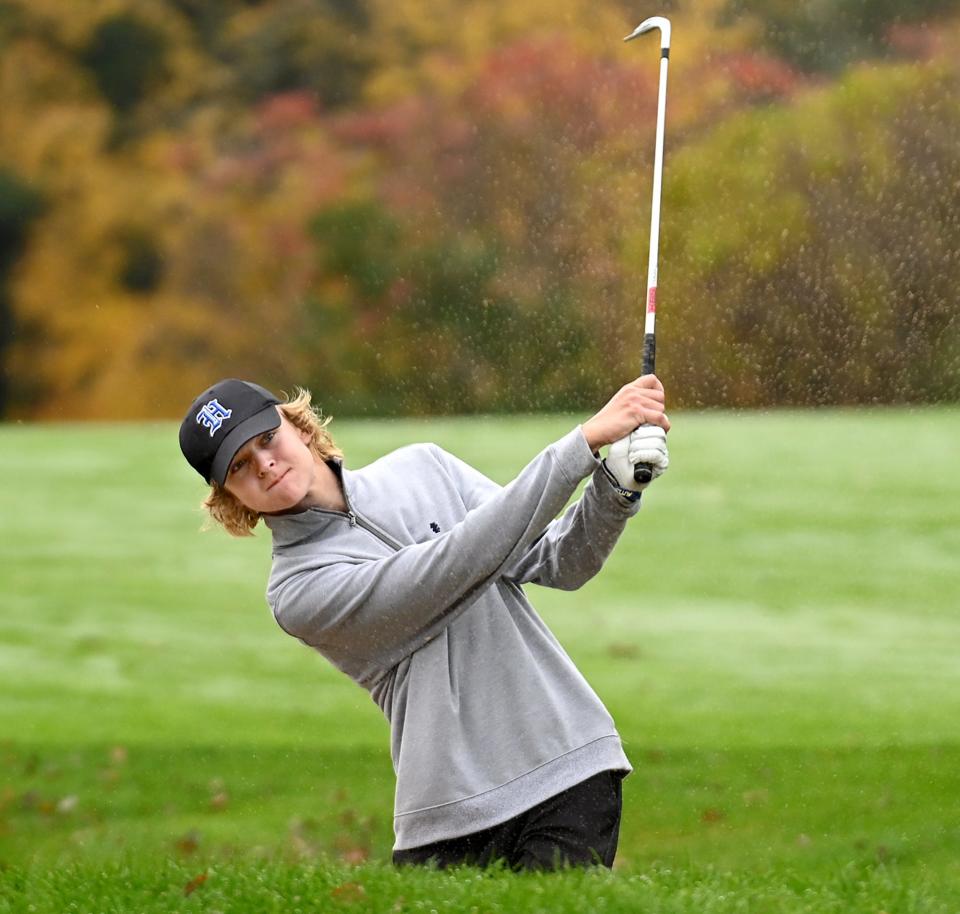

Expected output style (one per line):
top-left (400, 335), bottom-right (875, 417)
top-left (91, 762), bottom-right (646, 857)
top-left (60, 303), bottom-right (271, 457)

top-left (255, 451), bottom-right (275, 475)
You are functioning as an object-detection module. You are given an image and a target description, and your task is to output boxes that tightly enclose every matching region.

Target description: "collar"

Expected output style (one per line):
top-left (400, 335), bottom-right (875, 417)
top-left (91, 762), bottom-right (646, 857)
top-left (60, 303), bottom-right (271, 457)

top-left (262, 457), bottom-right (350, 546)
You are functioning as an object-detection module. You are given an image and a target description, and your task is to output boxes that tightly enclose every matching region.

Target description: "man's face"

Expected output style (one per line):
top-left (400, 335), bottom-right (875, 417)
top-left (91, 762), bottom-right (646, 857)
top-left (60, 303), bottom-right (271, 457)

top-left (222, 411), bottom-right (317, 514)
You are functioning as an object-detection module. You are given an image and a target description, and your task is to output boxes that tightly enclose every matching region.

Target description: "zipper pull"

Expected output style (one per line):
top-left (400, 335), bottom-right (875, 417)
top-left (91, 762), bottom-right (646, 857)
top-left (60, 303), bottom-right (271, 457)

top-left (347, 511), bottom-right (357, 527)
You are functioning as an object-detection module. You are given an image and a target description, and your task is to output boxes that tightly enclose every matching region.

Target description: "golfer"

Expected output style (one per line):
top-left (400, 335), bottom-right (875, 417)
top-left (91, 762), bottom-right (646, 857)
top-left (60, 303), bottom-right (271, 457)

top-left (179, 376), bottom-right (670, 870)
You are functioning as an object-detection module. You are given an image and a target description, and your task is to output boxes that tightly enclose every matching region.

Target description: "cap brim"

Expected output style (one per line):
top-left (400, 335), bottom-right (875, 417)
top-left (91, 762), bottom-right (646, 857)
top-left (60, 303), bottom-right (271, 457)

top-left (210, 405), bottom-right (282, 485)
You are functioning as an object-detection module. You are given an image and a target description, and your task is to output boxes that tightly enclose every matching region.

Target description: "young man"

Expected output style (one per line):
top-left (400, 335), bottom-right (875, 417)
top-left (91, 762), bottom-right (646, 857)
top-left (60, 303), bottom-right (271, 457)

top-left (179, 376), bottom-right (670, 870)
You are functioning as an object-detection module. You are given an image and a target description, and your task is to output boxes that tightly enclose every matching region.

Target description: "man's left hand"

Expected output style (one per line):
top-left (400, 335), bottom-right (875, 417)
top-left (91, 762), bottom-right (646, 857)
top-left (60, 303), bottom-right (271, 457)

top-left (603, 425), bottom-right (670, 495)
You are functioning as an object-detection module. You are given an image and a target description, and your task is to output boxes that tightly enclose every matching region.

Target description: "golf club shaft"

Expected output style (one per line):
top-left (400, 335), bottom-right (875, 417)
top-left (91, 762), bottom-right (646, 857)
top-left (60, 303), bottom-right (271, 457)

top-left (625, 17), bottom-right (670, 484)
top-left (643, 47), bottom-right (669, 375)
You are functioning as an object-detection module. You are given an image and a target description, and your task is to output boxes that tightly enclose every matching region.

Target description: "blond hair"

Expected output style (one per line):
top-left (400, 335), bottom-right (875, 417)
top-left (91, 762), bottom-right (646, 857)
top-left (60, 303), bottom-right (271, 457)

top-left (202, 387), bottom-right (343, 537)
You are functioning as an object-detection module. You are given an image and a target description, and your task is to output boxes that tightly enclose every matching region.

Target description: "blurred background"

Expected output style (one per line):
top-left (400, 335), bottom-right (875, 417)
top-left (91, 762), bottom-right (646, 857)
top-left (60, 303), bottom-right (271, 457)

top-left (2, 4), bottom-right (960, 893)
top-left (1, 0), bottom-right (958, 421)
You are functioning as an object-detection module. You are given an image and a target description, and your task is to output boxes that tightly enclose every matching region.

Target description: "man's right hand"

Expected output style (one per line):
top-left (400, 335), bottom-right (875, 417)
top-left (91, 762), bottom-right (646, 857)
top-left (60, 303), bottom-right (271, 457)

top-left (581, 375), bottom-right (670, 452)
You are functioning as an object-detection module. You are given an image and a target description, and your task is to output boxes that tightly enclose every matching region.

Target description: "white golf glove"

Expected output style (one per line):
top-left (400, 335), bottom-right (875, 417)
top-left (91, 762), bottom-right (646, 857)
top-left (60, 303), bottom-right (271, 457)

top-left (601, 425), bottom-right (669, 499)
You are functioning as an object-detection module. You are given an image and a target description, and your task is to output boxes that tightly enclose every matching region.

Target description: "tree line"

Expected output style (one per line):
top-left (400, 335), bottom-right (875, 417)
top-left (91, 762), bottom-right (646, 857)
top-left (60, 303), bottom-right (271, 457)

top-left (1, 0), bottom-right (958, 418)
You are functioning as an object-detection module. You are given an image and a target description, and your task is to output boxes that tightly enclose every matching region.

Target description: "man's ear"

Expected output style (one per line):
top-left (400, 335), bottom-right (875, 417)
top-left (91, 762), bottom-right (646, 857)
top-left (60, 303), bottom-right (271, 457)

top-left (298, 426), bottom-right (311, 445)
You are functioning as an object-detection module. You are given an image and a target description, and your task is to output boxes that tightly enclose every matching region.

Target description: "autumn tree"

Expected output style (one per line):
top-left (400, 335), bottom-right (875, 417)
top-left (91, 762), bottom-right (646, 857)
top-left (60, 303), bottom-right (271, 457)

top-left (722, 0), bottom-right (960, 72)
top-left (660, 56), bottom-right (960, 406)
top-left (1, 0), bottom-right (957, 417)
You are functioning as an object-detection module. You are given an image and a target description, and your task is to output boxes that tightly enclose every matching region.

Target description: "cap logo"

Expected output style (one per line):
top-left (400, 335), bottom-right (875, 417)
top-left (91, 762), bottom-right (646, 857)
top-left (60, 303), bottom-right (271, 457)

top-left (196, 399), bottom-right (233, 437)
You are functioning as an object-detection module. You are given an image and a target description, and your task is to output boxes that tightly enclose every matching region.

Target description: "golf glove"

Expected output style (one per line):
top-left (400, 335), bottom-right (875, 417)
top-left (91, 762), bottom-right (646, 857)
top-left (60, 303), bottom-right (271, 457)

top-left (602, 425), bottom-right (669, 499)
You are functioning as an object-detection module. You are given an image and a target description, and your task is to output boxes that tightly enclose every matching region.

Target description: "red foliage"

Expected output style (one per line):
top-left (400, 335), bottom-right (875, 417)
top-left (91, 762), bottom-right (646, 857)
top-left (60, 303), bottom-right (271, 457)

top-left (885, 23), bottom-right (943, 60)
top-left (724, 52), bottom-right (802, 101)
top-left (255, 90), bottom-right (322, 131)
top-left (331, 98), bottom-right (428, 151)
top-left (464, 37), bottom-right (656, 150)
top-left (323, 36), bottom-right (662, 221)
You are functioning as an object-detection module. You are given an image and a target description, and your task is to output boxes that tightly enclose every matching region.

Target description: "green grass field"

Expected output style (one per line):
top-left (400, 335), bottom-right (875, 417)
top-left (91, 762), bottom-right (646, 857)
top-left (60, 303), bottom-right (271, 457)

top-left (2, 408), bottom-right (959, 912)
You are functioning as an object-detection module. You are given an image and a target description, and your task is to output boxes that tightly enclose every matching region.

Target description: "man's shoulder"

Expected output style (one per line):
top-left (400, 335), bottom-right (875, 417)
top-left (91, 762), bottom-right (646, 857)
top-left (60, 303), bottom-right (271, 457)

top-left (361, 442), bottom-right (443, 472)
top-left (345, 442), bottom-right (472, 530)
top-left (346, 443), bottom-right (450, 492)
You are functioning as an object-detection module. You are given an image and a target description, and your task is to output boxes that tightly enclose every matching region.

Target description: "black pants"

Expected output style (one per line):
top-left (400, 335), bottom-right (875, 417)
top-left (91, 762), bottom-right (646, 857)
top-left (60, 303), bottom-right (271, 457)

top-left (392, 770), bottom-right (624, 871)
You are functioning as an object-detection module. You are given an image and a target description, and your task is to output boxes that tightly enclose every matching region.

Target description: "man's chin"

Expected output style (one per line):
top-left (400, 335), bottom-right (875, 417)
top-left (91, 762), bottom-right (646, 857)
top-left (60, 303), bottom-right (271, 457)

top-left (263, 491), bottom-right (311, 516)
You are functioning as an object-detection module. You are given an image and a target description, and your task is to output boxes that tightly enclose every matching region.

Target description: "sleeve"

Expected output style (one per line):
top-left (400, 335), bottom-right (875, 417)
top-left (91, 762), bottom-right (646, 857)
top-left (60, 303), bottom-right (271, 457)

top-left (501, 465), bottom-right (642, 590)
top-left (269, 427), bottom-right (599, 675)
top-left (433, 445), bottom-right (643, 591)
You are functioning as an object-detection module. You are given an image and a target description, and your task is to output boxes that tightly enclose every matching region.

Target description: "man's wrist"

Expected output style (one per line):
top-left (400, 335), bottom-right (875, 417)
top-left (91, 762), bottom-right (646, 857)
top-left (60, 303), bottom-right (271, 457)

top-left (581, 420), bottom-right (605, 454)
top-left (600, 460), bottom-right (642, 502)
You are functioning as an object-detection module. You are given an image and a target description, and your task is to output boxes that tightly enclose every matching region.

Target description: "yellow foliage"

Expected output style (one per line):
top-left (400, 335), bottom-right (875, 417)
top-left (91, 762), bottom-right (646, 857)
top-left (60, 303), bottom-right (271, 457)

top-left (364, 0), bottom-right (753, 114)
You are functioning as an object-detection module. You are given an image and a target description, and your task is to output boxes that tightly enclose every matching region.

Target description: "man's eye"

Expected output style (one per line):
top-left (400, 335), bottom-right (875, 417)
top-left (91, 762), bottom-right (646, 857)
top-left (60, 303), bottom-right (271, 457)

top-left (231, 459), bottom-right (246, 474)
top-left (263, 431), bottom-right (275, 444)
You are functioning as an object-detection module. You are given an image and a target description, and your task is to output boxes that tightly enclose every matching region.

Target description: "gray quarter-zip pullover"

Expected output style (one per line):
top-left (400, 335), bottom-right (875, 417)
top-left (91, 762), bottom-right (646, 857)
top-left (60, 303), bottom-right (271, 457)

top-left (264, 426), bottom-right (638, 850)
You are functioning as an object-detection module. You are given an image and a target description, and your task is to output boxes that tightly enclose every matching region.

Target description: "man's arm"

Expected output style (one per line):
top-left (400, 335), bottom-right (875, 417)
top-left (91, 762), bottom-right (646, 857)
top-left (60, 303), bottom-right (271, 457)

top-left (503, 465), bottom-right (642, 589)
top-left (417, 375), bottom-right (672, 590)
top-left (433, 445), bottom-right (641, 591)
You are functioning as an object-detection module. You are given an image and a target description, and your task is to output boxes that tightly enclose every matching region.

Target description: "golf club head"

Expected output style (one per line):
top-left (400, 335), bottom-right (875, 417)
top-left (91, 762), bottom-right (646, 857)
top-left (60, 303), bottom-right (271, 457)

top-left (624, 16), bottom-right (671, 48)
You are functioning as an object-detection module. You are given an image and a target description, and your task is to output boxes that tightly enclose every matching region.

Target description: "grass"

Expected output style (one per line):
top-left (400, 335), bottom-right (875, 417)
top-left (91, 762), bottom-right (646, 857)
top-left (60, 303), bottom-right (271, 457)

top-left (1, 406), bottom-right (959, 911)
top-left (3, 856), bottom-right (955, 914)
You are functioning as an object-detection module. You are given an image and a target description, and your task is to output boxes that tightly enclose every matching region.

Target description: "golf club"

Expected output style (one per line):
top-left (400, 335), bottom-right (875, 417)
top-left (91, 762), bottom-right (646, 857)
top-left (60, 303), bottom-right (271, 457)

top-left (624, 15), bottom-right (670, 484)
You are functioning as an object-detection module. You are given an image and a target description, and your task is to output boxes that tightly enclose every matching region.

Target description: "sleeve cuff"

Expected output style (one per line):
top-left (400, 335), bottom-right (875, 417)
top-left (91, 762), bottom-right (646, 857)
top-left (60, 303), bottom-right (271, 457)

top-left (551, 425), bottom-right (602, 486)
top-left (600, 460), bottom-right (643, 503)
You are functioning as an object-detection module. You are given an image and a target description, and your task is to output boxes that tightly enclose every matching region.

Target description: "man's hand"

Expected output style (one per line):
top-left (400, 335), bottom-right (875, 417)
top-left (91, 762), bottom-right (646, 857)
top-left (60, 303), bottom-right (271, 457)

top-left (581, 375), bottom-right (669, 452)
top-left (603, 426), bottom-right (669, 495)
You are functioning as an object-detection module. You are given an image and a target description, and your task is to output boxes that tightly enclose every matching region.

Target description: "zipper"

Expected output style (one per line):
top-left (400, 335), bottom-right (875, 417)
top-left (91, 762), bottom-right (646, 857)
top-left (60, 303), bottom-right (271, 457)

top-left (348, 507), bottom-right (404, 552)
top-left (283, 460), bottom-right (404, 551)
top-left (312, 477), bottom-right (403, 552)
top-left (302, 504), bottom-right (398, 550)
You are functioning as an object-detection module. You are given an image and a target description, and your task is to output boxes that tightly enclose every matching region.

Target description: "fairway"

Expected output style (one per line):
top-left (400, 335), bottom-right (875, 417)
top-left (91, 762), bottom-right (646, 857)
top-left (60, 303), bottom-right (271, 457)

top-left (2, 408), bottom-right (959, 911)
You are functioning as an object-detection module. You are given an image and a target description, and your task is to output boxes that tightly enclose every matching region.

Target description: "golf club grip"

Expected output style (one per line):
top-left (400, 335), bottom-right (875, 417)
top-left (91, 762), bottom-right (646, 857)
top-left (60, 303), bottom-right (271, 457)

top-left (633, 333), bottom-right (657, 484)
top-left (641, 332), bottom-right (656, 376)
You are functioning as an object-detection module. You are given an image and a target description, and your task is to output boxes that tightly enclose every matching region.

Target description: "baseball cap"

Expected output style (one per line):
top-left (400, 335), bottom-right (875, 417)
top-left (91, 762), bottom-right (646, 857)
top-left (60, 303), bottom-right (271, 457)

top-left (179, 379), bottom-right (282, 485)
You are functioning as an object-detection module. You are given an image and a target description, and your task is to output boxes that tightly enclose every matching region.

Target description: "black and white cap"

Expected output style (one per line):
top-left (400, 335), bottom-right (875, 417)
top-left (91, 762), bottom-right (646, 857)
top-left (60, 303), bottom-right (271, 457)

top-left (179, 379), bottom-right (282, 485)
